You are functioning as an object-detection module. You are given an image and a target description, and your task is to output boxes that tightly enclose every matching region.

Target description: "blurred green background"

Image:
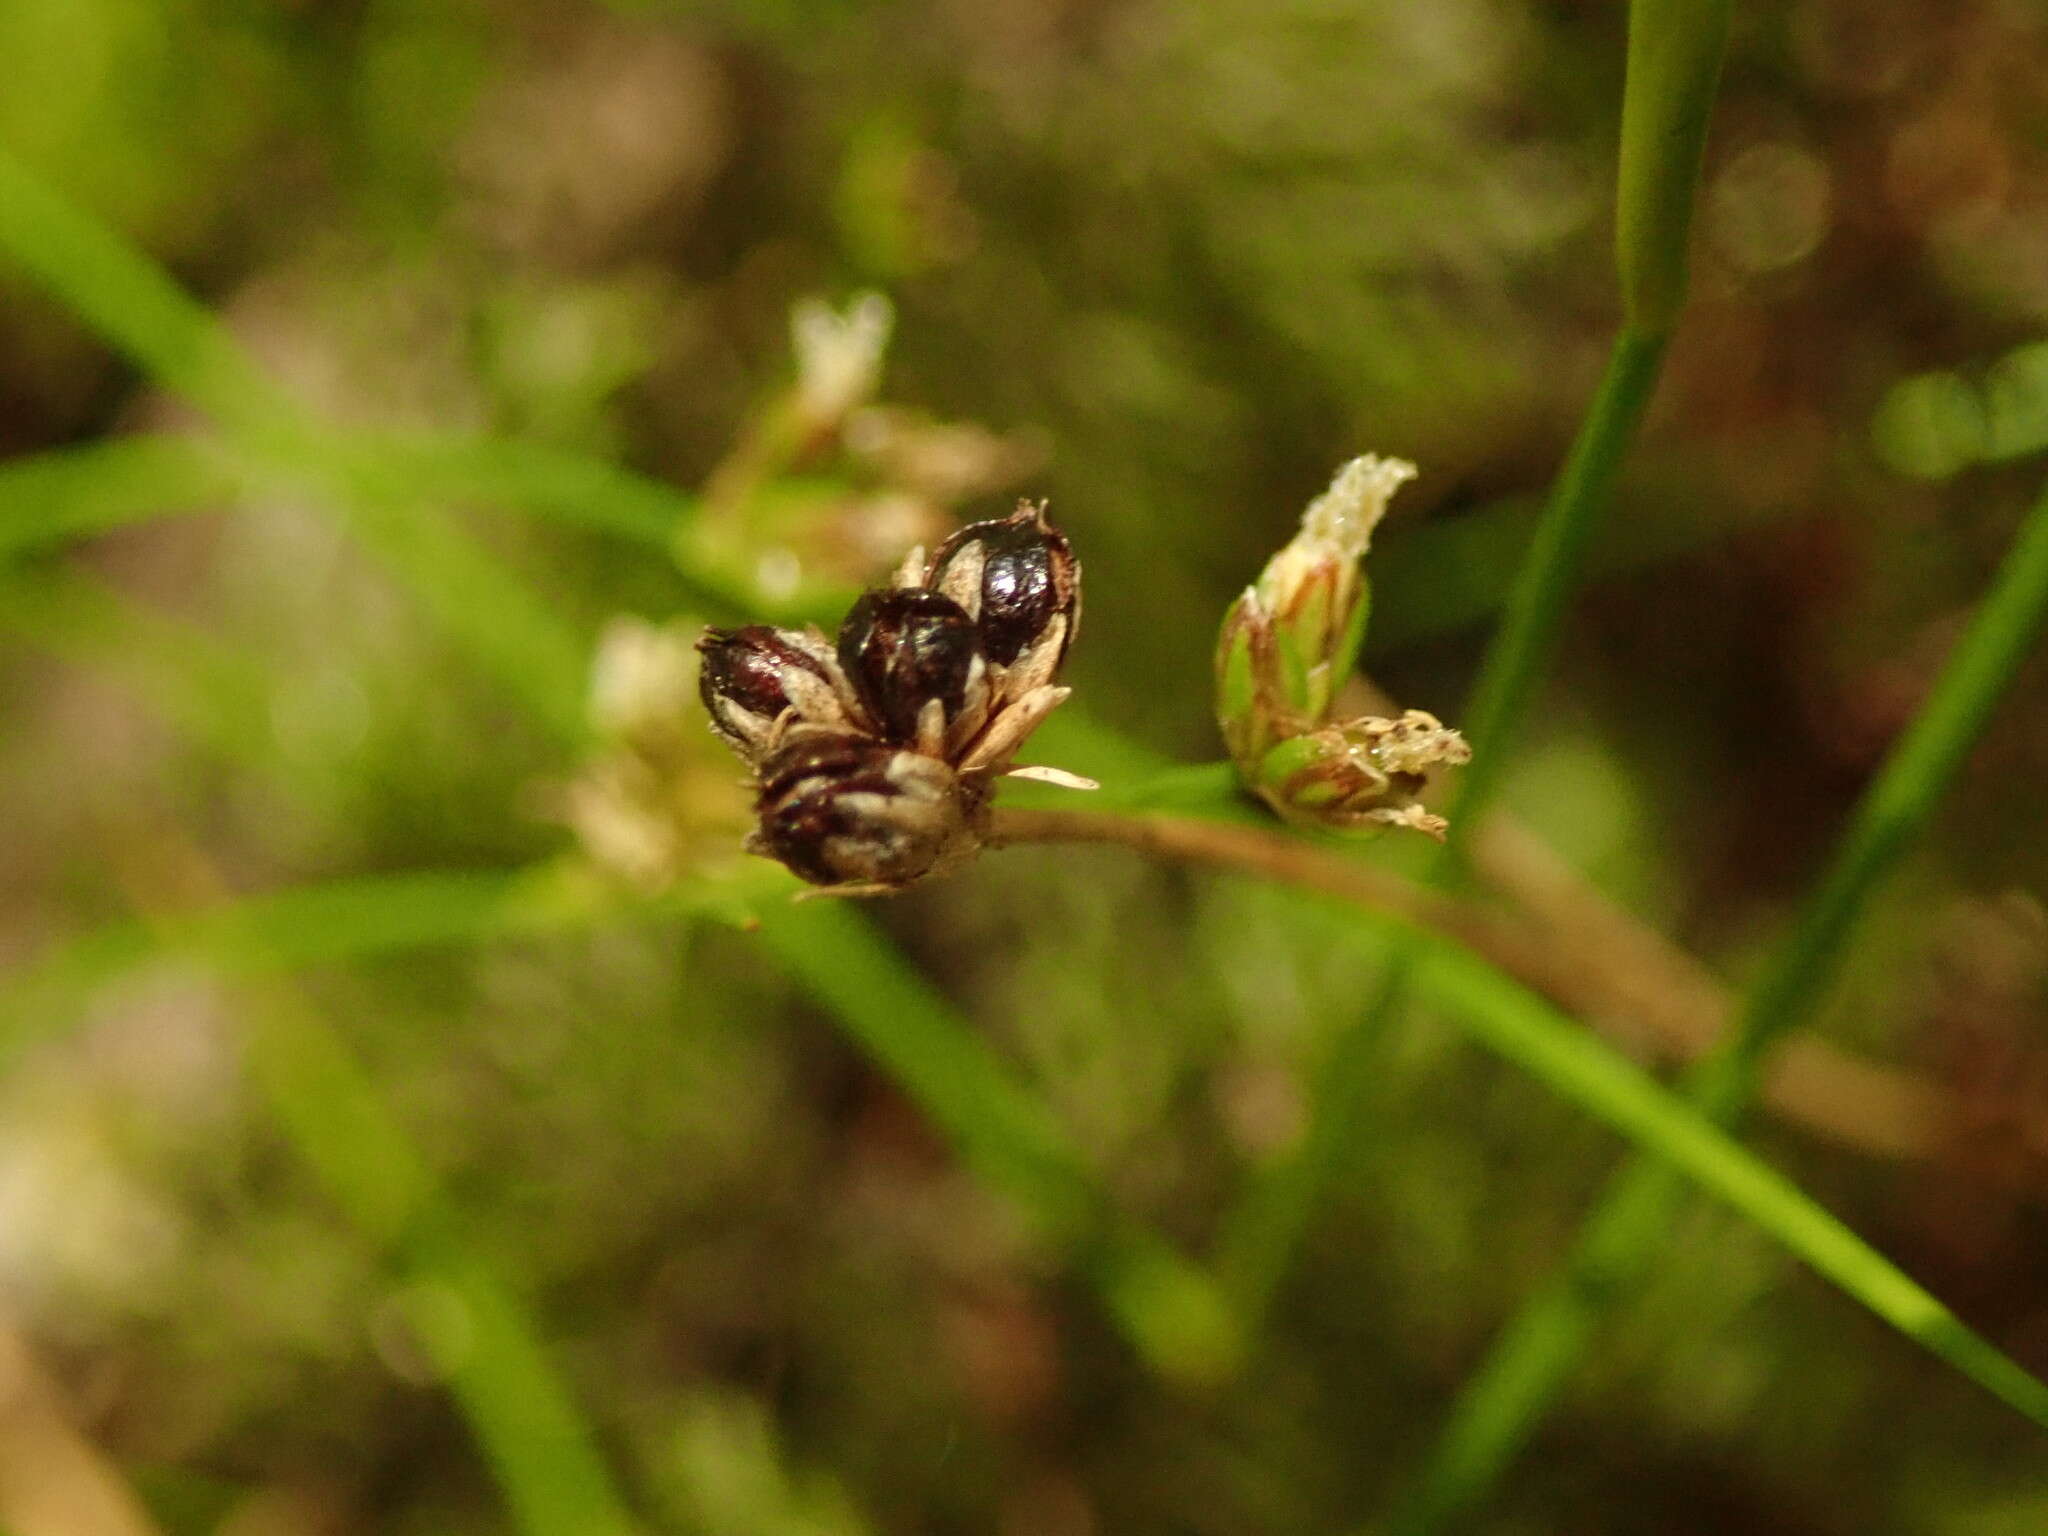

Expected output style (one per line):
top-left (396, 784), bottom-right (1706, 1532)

top-left (4, 0), bottom-right (2048, 1531)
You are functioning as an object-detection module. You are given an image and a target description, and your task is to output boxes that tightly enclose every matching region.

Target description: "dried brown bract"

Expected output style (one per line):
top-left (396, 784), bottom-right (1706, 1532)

top-left (700, 502), bottom-right (1094, 893)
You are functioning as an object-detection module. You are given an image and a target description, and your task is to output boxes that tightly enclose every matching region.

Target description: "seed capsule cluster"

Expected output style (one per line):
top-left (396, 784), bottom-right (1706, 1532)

top-left (699, 503), bottom-right (1088, 892)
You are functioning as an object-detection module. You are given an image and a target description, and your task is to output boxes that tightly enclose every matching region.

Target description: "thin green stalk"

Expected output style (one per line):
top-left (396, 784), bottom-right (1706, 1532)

top-left (1447, 0), bottom-right (1739, 805)
top-left (757, 903), bottom-right (1244, 1386)
top-left (0, 151), bottom-right (303, 451)
top-left (0, 149), bottom-right (658, 1525)
top-left (0, 429), bottom-right (702, 564)
top-left (235, 977), bottom-right (639, 1536)
top-left (1, 860), bottom-right (1241, 1391)
top-left (1615, 0), bottom-right (1736, 336)
top-left (0, 864), bottom-right (752, 1077)
top-left (991, 799), bottom-right (2048, 1435)
top-left (330, 471), bottom-right (592, 741)
top-left (0, 148), bottom-right (593, 741)
top-left (0, 429), bottom-right (1776, 662)
top-left (1441, 328), bottom-right (1668, 830)
top-left (1213, 0), bottom-right (1730, 1326)
top-left (1396, 481), bottom-right (2048, 1531)
top-left (1447, 0), bottom-right (1732, 817)
top-left (0, 435), bottom-right (240, 559)
top-left (1407, 942), bottom-right (2048, 1434)
top-left (1719, 491), bottom-right (2048, 1085)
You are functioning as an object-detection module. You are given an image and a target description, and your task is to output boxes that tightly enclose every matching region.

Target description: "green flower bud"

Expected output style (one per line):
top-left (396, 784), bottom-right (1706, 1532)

top-left (1215, 456), bottom-right (1415, 759)
top-left (1215, 455), bottom-right (1471, 839)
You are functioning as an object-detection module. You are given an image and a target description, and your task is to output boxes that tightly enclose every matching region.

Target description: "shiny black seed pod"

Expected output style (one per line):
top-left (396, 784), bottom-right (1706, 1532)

top-left (751, 728), bottom-right (972, 887)
top-left (835, 588), bottom-right (983, 742)
top-left (697, 625), bottom-right (839, 753)
top-left (928, 505), bottom-right (1080, 667)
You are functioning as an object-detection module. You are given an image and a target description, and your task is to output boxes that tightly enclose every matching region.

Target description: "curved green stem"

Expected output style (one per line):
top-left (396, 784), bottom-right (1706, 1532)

top-left (1396, 480), bottom-right (2048, 1532)
top-left (990, 807), bottom-right (2048, 1440)
top-left (1443, 328), bottom-right (1668, 833)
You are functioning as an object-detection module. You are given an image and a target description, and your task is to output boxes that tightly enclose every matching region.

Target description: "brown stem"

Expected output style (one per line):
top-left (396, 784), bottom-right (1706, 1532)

top-left (993, 807), bottom-right (1444, 919)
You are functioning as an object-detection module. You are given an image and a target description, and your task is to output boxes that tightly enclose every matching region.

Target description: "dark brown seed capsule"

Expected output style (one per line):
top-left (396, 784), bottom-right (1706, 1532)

top-left (836, 588), bottom-right (983, 742)
top-left (753, 728), bottom-right (887, 801)
top-left (751, 728), bottom-right (971, 887)
top-left (697, 625), bottom-right (839, 753)
top-left (928, 505), bottom-right (1080, 667)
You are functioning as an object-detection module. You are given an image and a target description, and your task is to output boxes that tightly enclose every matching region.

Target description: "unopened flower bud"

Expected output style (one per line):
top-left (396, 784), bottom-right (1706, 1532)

top-left (1217, 455), bottom-right (1468, 839)
top-left (749, 726), bottom-right (980, 888)
top-left (836, 588), bottom-right (987, 750)
top-left (697, 624), bottom-right (848, 758)
top-left (926, 502), bottom-right (1081, 670)
top-left (1217, 455), bottom-right (1416, 763)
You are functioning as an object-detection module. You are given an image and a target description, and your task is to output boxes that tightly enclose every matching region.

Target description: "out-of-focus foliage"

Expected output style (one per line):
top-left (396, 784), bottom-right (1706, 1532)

top-left (4, 0), bottom-right (2048, 1532)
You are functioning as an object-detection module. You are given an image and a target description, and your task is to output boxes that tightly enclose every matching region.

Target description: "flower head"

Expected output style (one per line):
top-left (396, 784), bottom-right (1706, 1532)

top-left (1216, 455), bottom-right (1468, 840)
top-left (700, 501), bottom-right (1093, 892)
